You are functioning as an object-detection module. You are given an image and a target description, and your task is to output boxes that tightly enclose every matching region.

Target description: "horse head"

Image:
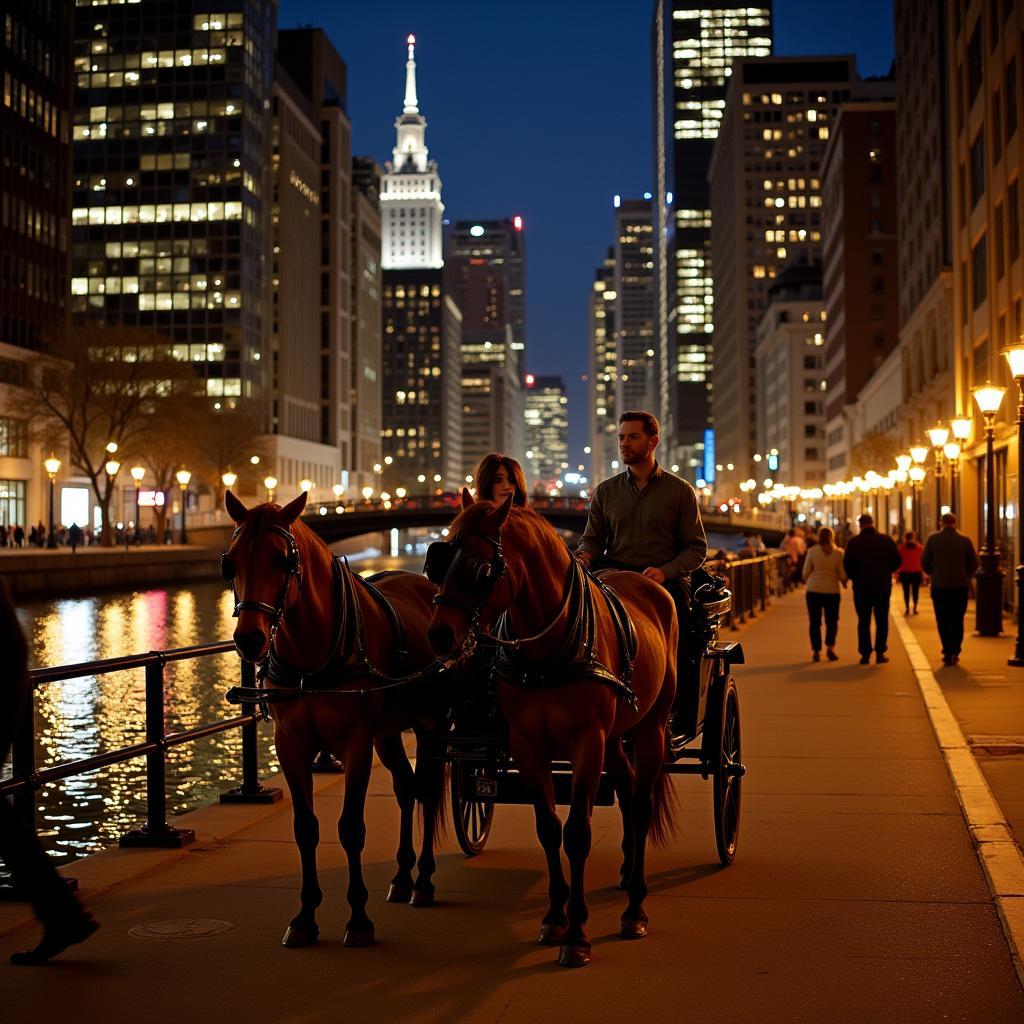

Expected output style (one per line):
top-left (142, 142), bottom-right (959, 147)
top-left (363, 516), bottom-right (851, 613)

top-left (222, 489), bottom-right (308, 662)
top-left (426, 489), bottom-right (516, 657)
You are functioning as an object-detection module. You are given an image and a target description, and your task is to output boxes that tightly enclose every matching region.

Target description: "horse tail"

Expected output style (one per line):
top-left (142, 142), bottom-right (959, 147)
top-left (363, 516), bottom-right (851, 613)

top-left (647, 737), bottom-right (679, 849)
top-left (432, 761), bottom-right (449, 841)
top-left (415, 748), bottom-right (448, 842)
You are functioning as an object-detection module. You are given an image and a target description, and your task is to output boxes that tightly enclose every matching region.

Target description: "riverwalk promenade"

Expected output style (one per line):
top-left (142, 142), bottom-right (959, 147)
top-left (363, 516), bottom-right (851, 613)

top-left (2, 589), bottom-right (1023, 1022)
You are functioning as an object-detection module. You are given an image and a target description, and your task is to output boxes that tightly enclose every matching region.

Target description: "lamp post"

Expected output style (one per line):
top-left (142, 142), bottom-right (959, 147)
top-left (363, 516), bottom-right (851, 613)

top-left (104, 458), bottom-right (120, 544)
top-left (263, 475), bottom-right (277, 503)
top-left (908, 465), bottom-right (926, 537)
top-left (972, 384), bottom-right (1008, 636)
top-left (176, 468), bottom-right (191, 545)
top-left (299, 478), bottom-right (314, 505)
top-left (895, 454), bottom-right (911, 536)
top-left (926, 425), bottom-right (949, 532)
top-left (130, 465), bottom-right (145, 545)
top-left (44, 454), bottom-right (61, 548)
top-left (943, 440), bottom-right (962, 515)
top-left (1002, 345), bottom-right (1024, 664)
top-left (221, 469), bottom-right (237, 492)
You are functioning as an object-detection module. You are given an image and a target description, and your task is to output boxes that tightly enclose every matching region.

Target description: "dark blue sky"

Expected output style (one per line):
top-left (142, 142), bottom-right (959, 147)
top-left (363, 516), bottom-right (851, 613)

top-left (279, 1), bottom-right (895, 461)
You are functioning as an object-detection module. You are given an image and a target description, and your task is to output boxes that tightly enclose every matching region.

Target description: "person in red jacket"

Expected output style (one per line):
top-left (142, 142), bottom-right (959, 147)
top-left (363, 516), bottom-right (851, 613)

top-left (897, 530), bottom-right (925, 615)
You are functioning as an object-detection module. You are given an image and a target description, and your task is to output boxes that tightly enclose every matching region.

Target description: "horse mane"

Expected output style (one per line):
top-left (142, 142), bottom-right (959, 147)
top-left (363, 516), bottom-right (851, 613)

top-left (233, 502), bottom-right (330, 570)
top-left (448, 501), bottom-right (566, 561)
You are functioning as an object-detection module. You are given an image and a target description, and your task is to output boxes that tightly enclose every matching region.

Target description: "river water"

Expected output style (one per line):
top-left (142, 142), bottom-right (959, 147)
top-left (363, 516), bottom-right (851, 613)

top-left (9, 551), bottom-right (422, 866)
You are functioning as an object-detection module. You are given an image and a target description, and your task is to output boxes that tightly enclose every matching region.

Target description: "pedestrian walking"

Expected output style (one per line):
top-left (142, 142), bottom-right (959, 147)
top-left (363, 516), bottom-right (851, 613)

top-left (843, 513), bottom-right (902, 664)
top-left (782, 527), bottom-right (807, 585)
top-left (68, 523), bottom-right (83, 554)
top-left (801, 526), bottom-right (848, 661)
top-left (897, 531), bottom-right (925, 615)
top-left (921, 512), bottom-right (980, 666)
top-left (0, 579), bottom-right (99, 963)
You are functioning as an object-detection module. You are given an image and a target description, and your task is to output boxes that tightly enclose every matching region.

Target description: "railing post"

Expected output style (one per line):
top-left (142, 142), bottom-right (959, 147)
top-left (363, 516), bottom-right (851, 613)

top-left (221, 661), bottom-right (282, 804)
top-left (120, 654), bottom-right (195, 847)
top-left (760, 558), bottom-right (768, 611)
top-left (12, 681), bottom-right (35, 831)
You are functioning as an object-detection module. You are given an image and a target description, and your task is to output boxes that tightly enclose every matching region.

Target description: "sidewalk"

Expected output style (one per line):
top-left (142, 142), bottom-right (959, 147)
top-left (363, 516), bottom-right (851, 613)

top-left (1, 590), bottom-right (1022, 1022)
top-left (900, 589), bottom-right (1024, 854)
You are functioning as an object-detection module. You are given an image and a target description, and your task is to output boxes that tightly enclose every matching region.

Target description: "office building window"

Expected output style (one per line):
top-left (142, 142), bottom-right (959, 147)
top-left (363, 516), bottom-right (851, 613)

top-left (972, 234), bottom-right (988, 309)
top-left (993, 92), bottom-right (1003, 162)
top-left (967, 21), bottom-right (984, 106)
top-left (0, 479), bottom-right (25, 527)
top-left (1006, 58), bottom-right (1018, 141)
top-left (970, 130), bottom-right (986, 207)
top-left (0, 417), bottom-right (27, 458)
top-left (996, 203), bottom-right (1006, 277)
top-left (1010, 180), bottom-right (1021, 262)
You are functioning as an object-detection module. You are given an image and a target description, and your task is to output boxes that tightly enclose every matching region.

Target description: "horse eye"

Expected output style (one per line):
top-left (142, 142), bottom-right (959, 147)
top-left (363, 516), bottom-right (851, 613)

top-left (220, 556), bottom-right (236, 581)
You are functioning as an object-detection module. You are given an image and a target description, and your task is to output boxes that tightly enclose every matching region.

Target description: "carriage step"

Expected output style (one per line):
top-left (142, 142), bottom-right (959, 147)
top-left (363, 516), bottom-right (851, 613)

top-left (476, 770), bottom-right (616, 807)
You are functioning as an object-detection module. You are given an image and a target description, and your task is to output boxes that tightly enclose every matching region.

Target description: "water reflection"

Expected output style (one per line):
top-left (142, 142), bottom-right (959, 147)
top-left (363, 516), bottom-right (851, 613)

top-left (8, 555), bottom-right (422, 866)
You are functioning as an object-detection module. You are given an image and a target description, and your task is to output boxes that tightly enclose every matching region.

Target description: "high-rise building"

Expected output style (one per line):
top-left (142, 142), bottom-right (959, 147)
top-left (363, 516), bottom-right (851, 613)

top-left (1, 0), bottom-right (73, 530)
top-left (589, 246), bottom-right (618, 482)
top-left (446, 217), bottom-right (527, 477)
top-left (524, 374), bottom-right (569, 493)
top-left (709, 56), bottom-right (856, 493)
top-left (821, 97), bottom-right (899, 483)
top-left (614, 198), bottom-right (656, 416)
top-left (754, 264), bottom-right (826, 487)
top-left (350, 157), bottom-right (383, 497)
top-left (380, 38), bottom-right (462, 493)
top-left (651, 2), bottom-right (773, 476)
top-left (71, 2), bottom-right (276, 404)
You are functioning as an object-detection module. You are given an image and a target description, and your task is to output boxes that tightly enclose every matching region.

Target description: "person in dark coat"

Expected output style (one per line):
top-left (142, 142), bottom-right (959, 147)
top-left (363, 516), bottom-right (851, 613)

top-left (0, 579), bottom-right (98, 963)
top-left (67, 522), bottom-right (83, 553)
top-left (842, 513), bottom-right (902, 664)
top-left (921, 512), bottom-right (980, 665)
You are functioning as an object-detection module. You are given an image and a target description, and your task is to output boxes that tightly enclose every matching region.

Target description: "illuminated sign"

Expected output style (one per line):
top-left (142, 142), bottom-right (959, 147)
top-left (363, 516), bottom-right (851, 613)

top-left (470, 224), bottom-right (485, 237)
top-left (289, 171), bottom-right (320, 205)
top-left (703, 429), bottom-right (715, 483)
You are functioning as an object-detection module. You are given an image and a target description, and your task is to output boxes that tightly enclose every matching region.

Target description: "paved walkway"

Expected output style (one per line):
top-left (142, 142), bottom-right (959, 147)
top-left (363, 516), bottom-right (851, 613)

top-left (1, 590), bottom-right (1023, 1022)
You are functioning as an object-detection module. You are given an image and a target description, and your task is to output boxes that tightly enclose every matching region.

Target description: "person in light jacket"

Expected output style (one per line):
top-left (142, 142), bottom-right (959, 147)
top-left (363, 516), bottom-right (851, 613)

top-left (802, 526), bottom-right (848, 661)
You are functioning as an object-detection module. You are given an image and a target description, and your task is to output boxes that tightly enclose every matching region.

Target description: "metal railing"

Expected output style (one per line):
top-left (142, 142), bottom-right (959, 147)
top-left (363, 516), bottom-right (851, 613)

top-left (708, 552), bottom-right (793, 630)
top-left (1, 643), bottom-right (280, 850)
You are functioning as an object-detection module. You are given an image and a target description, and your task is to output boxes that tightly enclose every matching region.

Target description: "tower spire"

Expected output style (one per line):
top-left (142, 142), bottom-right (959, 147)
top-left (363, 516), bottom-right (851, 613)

top-left (403, 34), bottom-right (419, 114)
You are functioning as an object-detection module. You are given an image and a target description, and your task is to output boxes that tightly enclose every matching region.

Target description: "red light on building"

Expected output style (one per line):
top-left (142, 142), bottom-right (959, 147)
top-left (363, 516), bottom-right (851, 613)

top-left (525, 373), bottom-right (535, 386)
top-left (513, 215), bottom-right (523, 231)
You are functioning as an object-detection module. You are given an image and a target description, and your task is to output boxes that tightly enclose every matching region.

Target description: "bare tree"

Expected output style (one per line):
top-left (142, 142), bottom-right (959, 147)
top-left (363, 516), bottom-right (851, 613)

top-left (18, 324), bottom-right (198, 546)
top-left (180, 400), bottom-right (269, 508)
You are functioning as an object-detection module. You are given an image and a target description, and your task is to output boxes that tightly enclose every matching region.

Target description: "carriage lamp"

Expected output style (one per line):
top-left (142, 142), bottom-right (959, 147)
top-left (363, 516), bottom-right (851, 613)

top-left (44, 454), bottom-right (62, 549)
top-left (221, 470), bottom-right (237, 490)
top-left (1004, 345), bottom-right (1024, 665)
top-left (263, 475), bottom-right (277, 502)
top-left (972, 383), bottom-right (1007, 637)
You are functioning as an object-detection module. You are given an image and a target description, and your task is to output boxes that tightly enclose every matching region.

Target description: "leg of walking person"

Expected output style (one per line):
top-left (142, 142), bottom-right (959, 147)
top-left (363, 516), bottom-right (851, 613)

top-left (823, 594), bottom-right (840, 659)
top-left (910, 573), bottom-right (922, 613)
top-left (951, 586), bottom-right (969, 662)
top-left (874, 587), bottom-right (892, 661)
top-left (900, 574), bottom-right (911, 615)
top-left (853, 587), bottom-right (873, 662)
top-left (806, 592), bottom-right (824, 658)
top-left (931, 587), bottom-right (954, 662)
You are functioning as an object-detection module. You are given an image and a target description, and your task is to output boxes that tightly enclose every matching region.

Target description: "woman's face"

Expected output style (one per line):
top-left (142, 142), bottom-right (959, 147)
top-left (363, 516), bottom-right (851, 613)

top-left (490, 465), bottom-right (516, 503)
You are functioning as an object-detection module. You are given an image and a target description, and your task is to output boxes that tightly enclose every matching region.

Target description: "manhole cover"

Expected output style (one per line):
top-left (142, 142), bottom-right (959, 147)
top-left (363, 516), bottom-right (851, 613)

top-left (129, 918), bottom-right (234, 940)
top-left (968, 735), bottom-right (1024, 756)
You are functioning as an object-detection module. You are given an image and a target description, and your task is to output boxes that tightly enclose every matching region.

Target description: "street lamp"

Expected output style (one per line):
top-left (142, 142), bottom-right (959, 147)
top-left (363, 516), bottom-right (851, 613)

top-left (1002, 344), bottom-right (1024, 664)
top-left (175, 468), bottom-right (191, 545)
top-left (263, 475), bottom-right (277, 503)
top-left (926, 425), bottom-right (949, 533)
top-left (221, 469), bottom-right (237, 491)
top-left (131, 465), bottom-right (145, 544)
top-left (943, 440), bottom-right (962, 515)
top-left (104, 459), bottom-right (120, 545)
top-left (299, 478), bottom-right (314, 505)
top-left (44, 454), bottom-right (61, 548)
top-left (908, 465), bottom-right (926, 536)
top-left (972, 383), bottom-right (1008, 636)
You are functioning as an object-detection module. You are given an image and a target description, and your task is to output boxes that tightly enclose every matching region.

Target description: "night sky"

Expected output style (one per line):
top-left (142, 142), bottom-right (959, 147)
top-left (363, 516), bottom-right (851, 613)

top-left (278, 1), bottom-right (895, 465)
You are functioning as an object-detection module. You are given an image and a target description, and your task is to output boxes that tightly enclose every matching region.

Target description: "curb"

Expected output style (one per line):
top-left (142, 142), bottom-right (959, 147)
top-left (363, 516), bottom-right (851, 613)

top-left (892, 613), bottom-right (1024, 990)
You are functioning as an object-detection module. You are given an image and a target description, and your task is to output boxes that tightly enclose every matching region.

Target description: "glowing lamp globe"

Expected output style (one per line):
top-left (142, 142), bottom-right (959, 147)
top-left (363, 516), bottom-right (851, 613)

top-left (44, 454), bottom-right (62, 478)
top-left (105, 459), bottom-right (121, 477)
top-left (972, 383), bottom-right (1007, 416)
top-left (909, 445), bottom-right (929, 465)
top-left (1003, 343), bottom-right (1024, 379)
top-left (943, 441), bottom-right (961, 462)
top-left (926, 425), bottom-right (949, 448)
top-left (908, 466), bottom-right (926, 483)
top-left (950, 417), bottom-right (973, 441)
top-left (176, 469), bottom-right (191, 488)
top-left (131, 465), bottom-right (146, 483)
top-left (221, 470), bottom-right (237, 489)
top-left (895, 454), bottom-right (912, 472)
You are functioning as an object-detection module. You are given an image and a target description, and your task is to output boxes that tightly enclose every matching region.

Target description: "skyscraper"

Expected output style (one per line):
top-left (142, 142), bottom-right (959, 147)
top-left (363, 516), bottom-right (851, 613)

top-left (614, 197), bottom-right (656, 416)
top-left (446, 217), bottom-right (527, 478)
top-left (380, 37), bottom-right (462, 493)
top-left (524, 374), bottom-right (569, 494)
top-left (588, 246), bottom-right (618, 482)
top-left (651, 2), bottom-right (773, 476)
top-left (709, 55), bottom-right (856, 492)
top-left (71, 2), bottom-right (276, 404)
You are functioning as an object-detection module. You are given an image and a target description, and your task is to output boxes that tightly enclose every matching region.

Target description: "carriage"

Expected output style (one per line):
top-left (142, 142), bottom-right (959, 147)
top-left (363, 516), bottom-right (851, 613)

top-left (443, 566), bottom-right (746, 866)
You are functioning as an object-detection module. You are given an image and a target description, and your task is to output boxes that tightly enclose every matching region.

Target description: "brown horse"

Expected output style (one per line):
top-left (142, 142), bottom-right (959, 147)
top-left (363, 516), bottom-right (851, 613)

top-left (223, 490), bottom-right (449, 949)
top-left (426, 491), bottom-right (678, 967)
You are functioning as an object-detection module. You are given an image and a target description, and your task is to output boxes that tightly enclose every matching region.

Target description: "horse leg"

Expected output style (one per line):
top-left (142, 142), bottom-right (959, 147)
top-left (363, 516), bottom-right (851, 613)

top-left (337, 735), bottom-right (375, 947)
top-left (509, 734), bottom-right (568, 946)
top-left (619, 719), bottom-right (666, 940)
top-left (604, 738), bottom-right (636, 891)
top-left (373, 734), bottom-right (416, 904)
top-left (410, 727), bottom-right (443, 907)
top-left (559, 733), bottom-right (605, 968)
top-left (277, 733), bottom-right (322, 948)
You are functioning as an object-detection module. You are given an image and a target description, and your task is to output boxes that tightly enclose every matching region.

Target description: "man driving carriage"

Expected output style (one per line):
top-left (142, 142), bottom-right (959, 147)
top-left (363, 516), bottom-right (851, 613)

top-left (575, 411), bottom-right (708, 717)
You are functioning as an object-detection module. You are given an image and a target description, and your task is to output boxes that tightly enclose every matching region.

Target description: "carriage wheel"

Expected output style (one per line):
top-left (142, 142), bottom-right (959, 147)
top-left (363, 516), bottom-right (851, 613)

top-left (711, 677), bottom-right (742, 865)
top-left (451, 763), bottom-right (495, 857)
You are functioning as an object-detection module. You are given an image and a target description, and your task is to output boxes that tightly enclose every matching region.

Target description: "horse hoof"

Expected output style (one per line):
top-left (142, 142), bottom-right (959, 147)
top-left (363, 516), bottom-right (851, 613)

top-left (619, 917), bottom-right (649, 940)
top-left (343, 925), bottom-right (375, 948)
top-left (386, 883), bottom-right (413, 904)
top-left (558, 943), bottom-right (591, 968)
top-left (538, 923), bottom-right (567, 946)
top-left (281, 922), bottom-right (319, 948)
top-left (409, 886), bottom-right (435, 908)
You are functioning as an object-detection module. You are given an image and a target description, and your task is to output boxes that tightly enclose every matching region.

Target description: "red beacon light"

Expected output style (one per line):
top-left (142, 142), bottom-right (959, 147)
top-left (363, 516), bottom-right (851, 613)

top-left (525, 373), bottom-right (535, 386)
top-left (513, 215), bottom-right (523, 231)
top-left (407, 34), bottom-right (416, 45)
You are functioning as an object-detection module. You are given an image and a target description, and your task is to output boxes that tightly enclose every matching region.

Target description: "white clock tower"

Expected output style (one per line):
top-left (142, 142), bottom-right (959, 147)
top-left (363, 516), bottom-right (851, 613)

top-left (381, 35), bottom-right (444, 269)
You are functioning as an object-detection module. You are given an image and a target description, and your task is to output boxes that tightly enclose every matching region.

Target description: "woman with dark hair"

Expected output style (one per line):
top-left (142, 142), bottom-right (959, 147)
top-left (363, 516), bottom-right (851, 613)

top-left (473, 453), bottom-right (529, 506)
top-left (897, 530), bottom-right (924, 615)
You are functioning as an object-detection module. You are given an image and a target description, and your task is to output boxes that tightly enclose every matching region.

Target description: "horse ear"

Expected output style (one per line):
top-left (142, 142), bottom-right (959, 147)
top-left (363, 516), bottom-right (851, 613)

top-left (461, 486), bottom-right (475, 510)
top-left (279, 491), bottom-right (308, 525)
top-left (225, 489), bottom-right (247, 523)
top-left (489, 492), bottom-right (514, 530)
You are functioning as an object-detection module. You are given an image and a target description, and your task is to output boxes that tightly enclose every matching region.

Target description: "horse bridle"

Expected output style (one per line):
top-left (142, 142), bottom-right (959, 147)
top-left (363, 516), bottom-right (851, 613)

top-left (221, 523), bottom-right (303, 645)
top-left (425, 531), bottom-right (506, 616)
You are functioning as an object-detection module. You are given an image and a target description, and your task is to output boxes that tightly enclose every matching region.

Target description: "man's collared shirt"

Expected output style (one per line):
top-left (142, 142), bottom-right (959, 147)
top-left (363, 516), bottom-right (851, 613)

top-left (577, 463), bottom-right (707, 579)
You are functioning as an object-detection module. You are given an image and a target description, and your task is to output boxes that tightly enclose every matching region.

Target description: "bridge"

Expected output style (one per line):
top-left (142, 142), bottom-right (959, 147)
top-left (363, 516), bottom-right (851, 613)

top-left (300, 495), bottom-right (788, 546)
